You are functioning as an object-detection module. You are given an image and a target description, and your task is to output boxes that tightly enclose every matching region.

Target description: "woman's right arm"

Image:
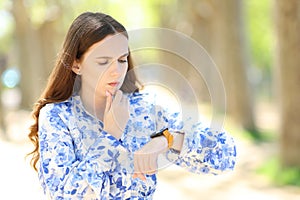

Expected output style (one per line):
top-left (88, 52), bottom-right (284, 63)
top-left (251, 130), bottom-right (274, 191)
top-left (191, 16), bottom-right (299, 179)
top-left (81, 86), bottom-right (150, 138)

top-left (38, 104), bottom-right (115, 199)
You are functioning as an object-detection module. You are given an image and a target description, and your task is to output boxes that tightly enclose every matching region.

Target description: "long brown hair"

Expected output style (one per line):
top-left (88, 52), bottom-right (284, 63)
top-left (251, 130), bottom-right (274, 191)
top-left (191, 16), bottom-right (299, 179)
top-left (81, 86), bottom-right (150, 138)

top-left (28, 12), bottom-right (141, 171)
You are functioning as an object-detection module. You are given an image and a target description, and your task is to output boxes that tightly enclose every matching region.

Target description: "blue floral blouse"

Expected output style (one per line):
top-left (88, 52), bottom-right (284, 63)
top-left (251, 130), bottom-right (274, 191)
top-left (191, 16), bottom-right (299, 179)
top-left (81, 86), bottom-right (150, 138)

top-left (38, 91), bottom-right (236, 200)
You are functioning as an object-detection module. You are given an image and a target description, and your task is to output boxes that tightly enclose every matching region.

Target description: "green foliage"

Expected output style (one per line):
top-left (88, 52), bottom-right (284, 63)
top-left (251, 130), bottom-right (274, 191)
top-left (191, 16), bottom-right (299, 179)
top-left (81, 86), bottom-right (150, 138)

top-left (68, 0), bottom-right (174, 29)
top-left (0, 0), bottom-right (8, 9)
top-left (257, 157), bottom-right (300, 186)
top-left (244, 0), bottom-right (274, 69)
top-left (26, 0), bottom-right (47, 26)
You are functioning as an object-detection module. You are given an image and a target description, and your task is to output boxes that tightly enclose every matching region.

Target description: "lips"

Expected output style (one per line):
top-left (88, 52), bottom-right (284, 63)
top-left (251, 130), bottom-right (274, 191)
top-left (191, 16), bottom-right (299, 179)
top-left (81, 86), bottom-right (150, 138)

top-left (108, 81), bottom-right (119, 87)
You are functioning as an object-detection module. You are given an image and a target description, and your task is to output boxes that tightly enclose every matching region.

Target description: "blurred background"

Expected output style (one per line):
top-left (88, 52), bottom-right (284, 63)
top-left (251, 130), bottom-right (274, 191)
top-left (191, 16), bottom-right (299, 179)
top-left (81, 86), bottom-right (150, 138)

top-left (0, 0), bottom-right (299, 199)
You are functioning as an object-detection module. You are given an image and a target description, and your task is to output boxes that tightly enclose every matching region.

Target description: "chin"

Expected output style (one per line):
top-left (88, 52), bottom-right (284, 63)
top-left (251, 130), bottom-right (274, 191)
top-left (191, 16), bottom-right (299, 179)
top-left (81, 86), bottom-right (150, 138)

top-left (106, 89), bottom-right (116, 96)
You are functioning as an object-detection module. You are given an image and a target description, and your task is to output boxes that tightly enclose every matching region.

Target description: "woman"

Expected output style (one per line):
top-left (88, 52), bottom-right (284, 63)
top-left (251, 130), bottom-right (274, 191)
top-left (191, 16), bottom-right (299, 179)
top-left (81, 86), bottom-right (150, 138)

top-left (28, 12), bottom-right (236, 199)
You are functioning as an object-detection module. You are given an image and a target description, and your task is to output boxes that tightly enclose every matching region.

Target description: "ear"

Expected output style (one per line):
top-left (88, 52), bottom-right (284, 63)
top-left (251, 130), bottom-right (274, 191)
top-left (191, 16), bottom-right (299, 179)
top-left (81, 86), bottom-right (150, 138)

top-left (72, 60), bottom-right (81, 75)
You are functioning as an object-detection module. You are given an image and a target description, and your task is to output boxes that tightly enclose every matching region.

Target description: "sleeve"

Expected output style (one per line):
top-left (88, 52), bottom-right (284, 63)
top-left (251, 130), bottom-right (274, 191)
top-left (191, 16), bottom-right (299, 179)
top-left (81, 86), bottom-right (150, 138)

top-left (38, 105), bottom-right (120, 199)
top-left (155, 104), bottom-right (237, 175)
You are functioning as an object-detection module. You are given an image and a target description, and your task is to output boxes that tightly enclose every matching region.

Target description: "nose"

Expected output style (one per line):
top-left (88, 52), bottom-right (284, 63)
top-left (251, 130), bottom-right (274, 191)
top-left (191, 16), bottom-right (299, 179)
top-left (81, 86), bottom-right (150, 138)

top-left (109, 60), bottom-right (122, 76)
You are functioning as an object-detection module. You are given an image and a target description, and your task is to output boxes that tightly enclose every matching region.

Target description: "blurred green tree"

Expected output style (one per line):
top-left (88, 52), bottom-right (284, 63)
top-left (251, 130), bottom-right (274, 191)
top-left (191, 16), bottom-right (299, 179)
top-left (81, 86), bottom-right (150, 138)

top-left (161, 0), bottom-right (257, 133)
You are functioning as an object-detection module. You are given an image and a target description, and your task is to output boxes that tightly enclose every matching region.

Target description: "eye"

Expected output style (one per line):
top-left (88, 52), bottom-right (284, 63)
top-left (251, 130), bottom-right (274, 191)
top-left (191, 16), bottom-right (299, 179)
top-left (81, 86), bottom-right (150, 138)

top-left (97, 59), bottom-right (109, 65)
top-left (118, 56), bottom-right (128, 64)
top-left (118, 59), bottom-right (127, 64)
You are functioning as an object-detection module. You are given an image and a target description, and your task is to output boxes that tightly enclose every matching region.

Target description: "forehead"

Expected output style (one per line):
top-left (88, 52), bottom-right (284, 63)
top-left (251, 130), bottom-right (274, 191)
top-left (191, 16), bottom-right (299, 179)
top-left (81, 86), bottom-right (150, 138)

top-left (84, 33), bottom-right (129, 59)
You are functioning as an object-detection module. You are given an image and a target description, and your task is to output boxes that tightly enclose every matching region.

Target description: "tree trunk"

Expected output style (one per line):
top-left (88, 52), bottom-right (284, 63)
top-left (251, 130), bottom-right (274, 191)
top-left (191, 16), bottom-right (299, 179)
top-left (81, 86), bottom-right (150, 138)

top-left (11, 0), bottom-right (45, 109)
top-left (177, 0), bottom-right (215, 103)
top-left (157, 0), bottom-right (256, 131)
top-left (11, 0), bottom-right (63, 109)
top-left (275, 0), bottom-right (300, 167)
top-left (158, 0), bottom-right (219, 104)
top-left (209, 0), bottom-right (256, 131)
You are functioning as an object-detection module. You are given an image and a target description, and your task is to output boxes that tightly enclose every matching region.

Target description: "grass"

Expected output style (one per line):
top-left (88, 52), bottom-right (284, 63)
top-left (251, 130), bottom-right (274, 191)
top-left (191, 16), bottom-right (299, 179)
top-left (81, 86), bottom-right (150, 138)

top-left (225, 119), bottom-right (300, 187)
top-left (246, 128), bottom-right (278, 143)
top-left (244, 127), bottom-right (300, 187)
top-left (257, 156), bottom-right (300, 187)
top-left (205, 106), bottom-right (300, 187)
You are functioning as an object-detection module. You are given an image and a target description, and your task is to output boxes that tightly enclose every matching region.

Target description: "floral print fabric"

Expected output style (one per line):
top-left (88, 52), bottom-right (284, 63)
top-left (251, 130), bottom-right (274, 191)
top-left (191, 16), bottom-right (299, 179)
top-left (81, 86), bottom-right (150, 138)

top-left (38, 92), bottom-right (236, 199)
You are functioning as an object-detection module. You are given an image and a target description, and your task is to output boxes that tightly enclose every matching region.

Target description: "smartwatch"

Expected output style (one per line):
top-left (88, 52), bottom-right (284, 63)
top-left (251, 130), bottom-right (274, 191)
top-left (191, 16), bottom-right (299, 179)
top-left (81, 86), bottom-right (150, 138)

top-left (150, 128), bottom-right (173, 148)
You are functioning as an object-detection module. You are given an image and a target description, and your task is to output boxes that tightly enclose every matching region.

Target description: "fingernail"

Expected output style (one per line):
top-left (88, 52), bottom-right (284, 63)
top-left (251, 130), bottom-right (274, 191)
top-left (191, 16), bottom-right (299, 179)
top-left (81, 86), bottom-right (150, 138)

top-left (106, 91), bottom-right (110, 97)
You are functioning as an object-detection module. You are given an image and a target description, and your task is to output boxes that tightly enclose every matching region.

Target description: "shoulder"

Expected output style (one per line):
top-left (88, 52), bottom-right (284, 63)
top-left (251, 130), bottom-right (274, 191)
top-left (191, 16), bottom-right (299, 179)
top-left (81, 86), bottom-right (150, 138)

top-left (39, 97), bottom-right (73, 120)
top-left (126, 90), bottom-right (155, 106)
top-left (127, 88), bottom-right (181, 115)
top-left (125, 91), bottom-right (158, 120)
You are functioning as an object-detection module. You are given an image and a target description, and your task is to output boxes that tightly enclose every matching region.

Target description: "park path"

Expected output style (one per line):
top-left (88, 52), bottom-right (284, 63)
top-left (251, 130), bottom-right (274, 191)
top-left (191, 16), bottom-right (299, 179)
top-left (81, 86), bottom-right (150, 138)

top-left (154, 139), bottom-right (300, 200)
top-left (0, 110), bottom-right (299, 200)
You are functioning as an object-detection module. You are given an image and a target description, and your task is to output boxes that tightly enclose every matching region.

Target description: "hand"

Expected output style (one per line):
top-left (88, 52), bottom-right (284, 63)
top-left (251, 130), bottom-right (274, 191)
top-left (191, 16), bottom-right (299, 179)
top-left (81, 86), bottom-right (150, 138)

top-left (103, 90), bottom-right (129, 139)
top-left (132, 136), bottom-right (168, 181)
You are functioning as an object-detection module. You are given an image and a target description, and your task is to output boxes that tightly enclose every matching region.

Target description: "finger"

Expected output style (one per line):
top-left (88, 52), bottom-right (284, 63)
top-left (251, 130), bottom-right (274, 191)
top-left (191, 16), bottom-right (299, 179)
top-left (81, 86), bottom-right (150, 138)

top-left (134, 153), bottom-right (147, 179)
top-left (142, 155), bottom-right (155, 175)
top-left (132, 172), bottom-right (146, 181)
top-left (124, 102), bottom-right (130, 120)
top-left (132, 173), bottom-right (137, 179)
top-left (135, 152), bottom-right (147, 173)
top-left (146, 169), bottom-right (157, 175)
top-left (138, 173), bottom-right (146, 181)
top-left (120, 93), bottom-right (129, 109)
top-left (104, 90), bottom-right (112, 114)
top-left (141, 154), bottom-right (150, 174)
top-left (119, 95), bottom-right (129, 119)
top-left (132, 159), bottom-right (147, 181)
top-left (146, 156), bottom-right (158, 175)
top-left (134, 153), bottom-right (141, 173)
top-left (112, 90), bottom-right (123, 106)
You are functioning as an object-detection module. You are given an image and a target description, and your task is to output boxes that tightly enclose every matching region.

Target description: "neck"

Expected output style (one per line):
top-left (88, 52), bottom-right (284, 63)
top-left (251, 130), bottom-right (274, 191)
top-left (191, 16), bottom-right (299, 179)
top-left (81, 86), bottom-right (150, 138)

top-left (79, 87), bottom-right (106, 121)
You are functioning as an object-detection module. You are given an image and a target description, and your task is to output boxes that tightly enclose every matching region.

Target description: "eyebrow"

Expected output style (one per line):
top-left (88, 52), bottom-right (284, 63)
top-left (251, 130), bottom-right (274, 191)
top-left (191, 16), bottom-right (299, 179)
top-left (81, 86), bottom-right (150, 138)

top-left (96, 52), bottom-right (129, 59)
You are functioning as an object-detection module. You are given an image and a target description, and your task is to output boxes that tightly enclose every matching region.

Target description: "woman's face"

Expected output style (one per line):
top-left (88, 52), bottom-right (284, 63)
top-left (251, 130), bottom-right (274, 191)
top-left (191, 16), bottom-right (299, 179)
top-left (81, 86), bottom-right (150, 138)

top-left (77, 33), bottom-right (129, 98)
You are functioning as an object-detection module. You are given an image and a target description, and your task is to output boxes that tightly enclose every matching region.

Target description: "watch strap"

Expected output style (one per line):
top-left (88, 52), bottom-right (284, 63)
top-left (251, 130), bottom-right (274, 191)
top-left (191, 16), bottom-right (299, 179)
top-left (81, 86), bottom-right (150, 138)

top-left (150, 128), bottom-right (173, 148)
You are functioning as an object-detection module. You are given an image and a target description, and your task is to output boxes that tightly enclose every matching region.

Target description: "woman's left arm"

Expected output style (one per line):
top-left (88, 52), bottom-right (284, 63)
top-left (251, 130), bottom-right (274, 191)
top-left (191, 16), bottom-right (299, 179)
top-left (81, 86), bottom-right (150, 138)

top-left (170, 122), bottom-right (236, 175)
top-left (156, 107), bottom-right (237, 175)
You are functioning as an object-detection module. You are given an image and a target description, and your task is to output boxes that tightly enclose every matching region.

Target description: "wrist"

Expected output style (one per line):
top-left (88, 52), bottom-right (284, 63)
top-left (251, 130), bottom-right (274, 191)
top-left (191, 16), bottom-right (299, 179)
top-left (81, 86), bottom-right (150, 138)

top-left (171, 132), bottom-right (184, 151)
top-left (154, 136), bottom-right (168, 148)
